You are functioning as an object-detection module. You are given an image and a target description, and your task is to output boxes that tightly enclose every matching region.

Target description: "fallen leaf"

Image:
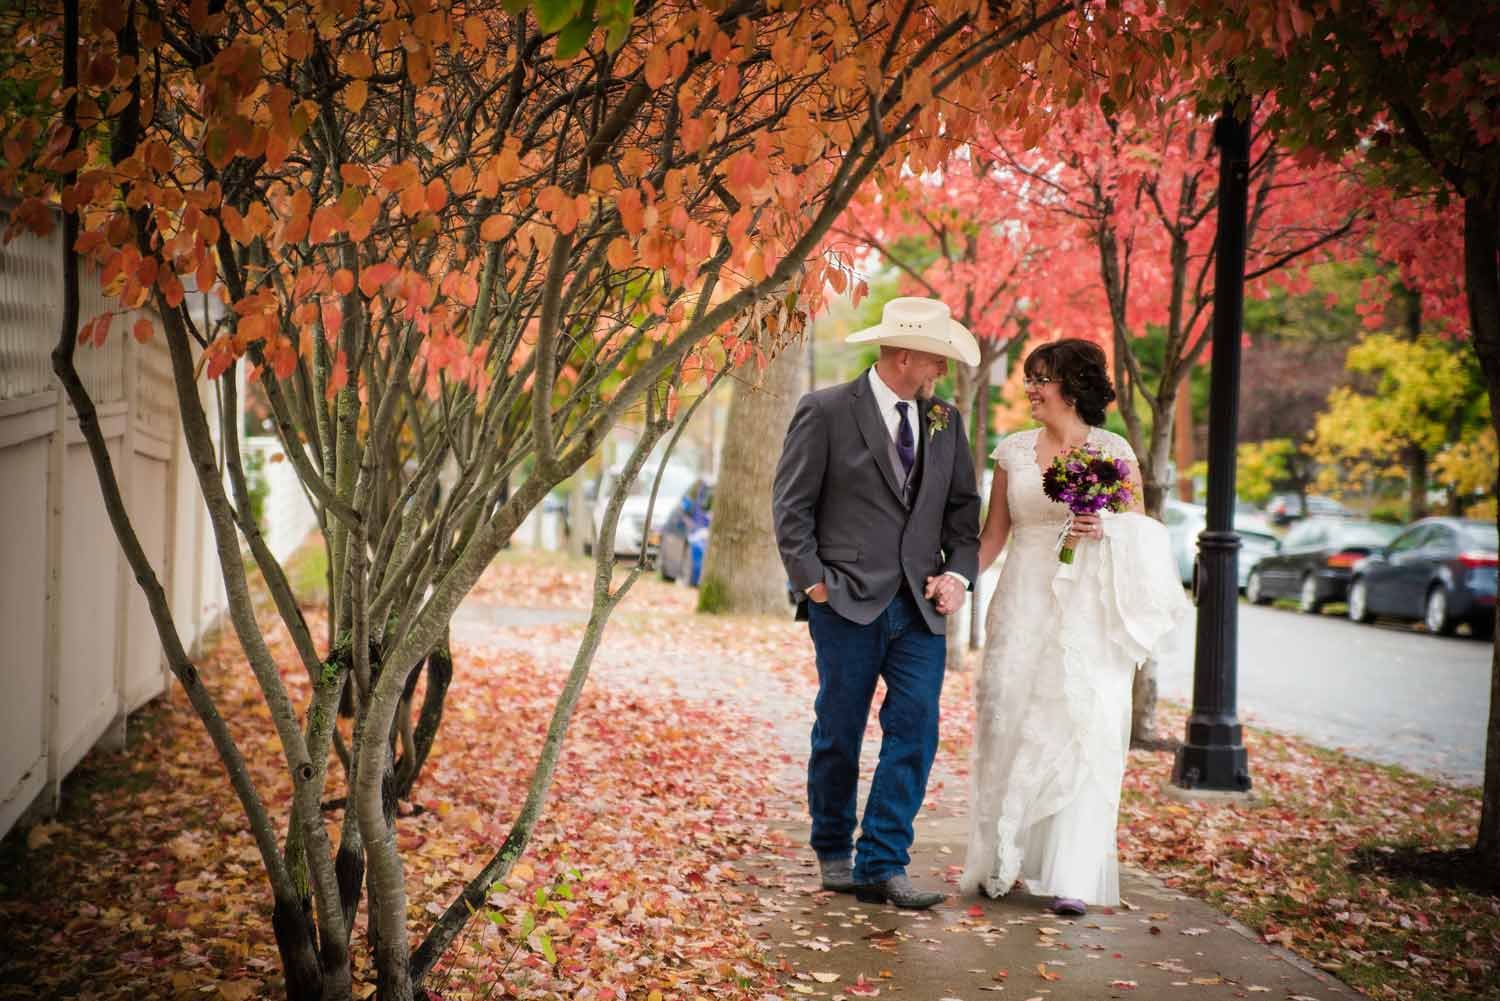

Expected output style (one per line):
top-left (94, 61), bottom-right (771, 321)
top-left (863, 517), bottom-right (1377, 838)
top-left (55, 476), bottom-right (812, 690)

top-left (811, 972), bottom-right (840, 984)
top-left (26, 822), bottom-right (63, 850)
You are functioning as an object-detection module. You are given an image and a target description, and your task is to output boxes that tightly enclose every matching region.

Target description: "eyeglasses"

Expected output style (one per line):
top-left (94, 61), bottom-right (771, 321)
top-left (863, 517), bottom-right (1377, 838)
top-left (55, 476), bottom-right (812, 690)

top-left (1022, 376), bottom-right (1056, 389)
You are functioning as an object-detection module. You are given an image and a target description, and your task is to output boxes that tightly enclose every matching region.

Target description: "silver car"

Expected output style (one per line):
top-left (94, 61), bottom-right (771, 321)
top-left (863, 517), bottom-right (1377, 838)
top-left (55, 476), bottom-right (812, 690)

top-left (1163, 499), bottom-right (1281, 592)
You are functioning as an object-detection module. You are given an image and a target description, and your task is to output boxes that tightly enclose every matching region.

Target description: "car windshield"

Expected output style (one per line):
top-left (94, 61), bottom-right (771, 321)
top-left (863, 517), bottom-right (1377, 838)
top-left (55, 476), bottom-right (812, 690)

top-left (1334, 522), bottom-right (1402, 547)
top-left (1461, 523), bottom-right (1499, 552)
top-left (631, 466), bottom-right (696, 502)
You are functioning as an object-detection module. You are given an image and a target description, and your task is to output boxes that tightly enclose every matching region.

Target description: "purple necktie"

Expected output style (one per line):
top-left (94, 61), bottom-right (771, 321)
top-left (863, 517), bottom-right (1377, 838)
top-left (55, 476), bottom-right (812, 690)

top-left (895, 401), bottom-right (915, 477)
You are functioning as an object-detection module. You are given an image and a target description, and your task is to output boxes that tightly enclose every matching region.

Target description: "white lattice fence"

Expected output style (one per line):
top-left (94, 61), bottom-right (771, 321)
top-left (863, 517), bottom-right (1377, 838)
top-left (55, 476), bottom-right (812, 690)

top-left (0, 216), bottom-right (242, 839)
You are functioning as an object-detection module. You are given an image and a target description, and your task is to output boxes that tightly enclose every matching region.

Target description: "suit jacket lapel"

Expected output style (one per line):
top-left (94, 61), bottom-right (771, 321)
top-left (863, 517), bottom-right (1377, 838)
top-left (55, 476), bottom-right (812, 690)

top-left (851, 373), bottom-right (907, 506)
top-left (913, 397), bottom-right (940, 510)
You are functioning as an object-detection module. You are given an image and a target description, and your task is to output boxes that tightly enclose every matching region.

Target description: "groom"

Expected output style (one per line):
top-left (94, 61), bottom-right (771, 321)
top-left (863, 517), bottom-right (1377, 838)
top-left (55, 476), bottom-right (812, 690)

top-left (773, 297), bottom-right (982, 909)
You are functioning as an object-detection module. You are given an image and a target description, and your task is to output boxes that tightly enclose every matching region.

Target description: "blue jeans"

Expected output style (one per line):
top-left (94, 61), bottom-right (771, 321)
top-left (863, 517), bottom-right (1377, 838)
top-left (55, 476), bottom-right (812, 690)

top-left (806, 587), bottom-right (946, 883)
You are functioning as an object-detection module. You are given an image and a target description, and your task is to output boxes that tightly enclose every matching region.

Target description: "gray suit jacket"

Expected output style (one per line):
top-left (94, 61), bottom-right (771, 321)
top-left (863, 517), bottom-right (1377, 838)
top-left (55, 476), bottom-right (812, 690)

top-left (772, 369), bottom-right (982, 635)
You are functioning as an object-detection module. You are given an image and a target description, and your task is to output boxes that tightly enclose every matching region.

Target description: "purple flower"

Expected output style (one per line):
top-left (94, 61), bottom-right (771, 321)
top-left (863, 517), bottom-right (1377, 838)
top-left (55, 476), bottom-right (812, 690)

top-left (1041, 443), bottom-right (1133, 516)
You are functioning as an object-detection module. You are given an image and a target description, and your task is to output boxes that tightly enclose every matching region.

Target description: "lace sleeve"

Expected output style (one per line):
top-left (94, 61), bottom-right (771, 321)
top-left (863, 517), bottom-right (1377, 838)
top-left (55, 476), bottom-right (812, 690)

top-left (989, 431), bottom-right (1022, 473)
top-left (1098, 429), bottom-right (1138, 466)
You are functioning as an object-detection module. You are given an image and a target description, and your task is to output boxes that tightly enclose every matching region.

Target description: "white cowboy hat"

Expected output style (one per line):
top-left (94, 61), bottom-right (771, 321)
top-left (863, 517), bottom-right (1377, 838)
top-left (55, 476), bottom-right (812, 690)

top-left (845, 296), bottom-right (980, 367)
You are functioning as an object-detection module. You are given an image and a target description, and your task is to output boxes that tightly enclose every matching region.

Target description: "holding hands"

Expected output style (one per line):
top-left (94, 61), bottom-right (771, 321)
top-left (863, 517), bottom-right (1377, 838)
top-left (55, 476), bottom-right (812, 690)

top-left (924, 573), bottom-right (965, 616)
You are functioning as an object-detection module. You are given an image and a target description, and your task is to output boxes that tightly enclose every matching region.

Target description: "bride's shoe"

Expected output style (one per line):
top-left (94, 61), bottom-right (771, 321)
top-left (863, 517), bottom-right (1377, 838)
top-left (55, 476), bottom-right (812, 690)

top-left (1049, 897), bottom-right (1087, 916)
top-left (979, 875), bottom-right (1013, 899)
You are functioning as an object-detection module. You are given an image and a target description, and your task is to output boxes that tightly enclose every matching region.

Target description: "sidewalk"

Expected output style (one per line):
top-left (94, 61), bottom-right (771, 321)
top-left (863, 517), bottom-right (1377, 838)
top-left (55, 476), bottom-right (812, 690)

top-left (461, 557), bottom-right (1361, 1001)
top-left (745, 814), bottom-right (1352, 1001)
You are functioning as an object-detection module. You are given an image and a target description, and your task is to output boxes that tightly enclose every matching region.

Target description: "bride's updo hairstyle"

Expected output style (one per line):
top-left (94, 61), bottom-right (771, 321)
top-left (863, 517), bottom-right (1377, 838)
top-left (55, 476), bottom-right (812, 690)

top-left (1024, 339), bottom-right (1116, 426)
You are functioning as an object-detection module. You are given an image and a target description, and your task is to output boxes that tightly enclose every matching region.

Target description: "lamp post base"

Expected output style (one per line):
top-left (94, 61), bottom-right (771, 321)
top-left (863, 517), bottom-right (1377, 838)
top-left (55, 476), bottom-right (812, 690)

top-left (1171, 719), bottom-right (1252, 794)
top-left (1160, 779), bottom-right (1257, 806)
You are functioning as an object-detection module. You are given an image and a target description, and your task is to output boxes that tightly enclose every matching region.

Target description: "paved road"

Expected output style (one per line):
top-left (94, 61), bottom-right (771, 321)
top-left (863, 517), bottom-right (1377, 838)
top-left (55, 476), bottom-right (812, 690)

top-left (1157, 602), bottom-right (1492, 787)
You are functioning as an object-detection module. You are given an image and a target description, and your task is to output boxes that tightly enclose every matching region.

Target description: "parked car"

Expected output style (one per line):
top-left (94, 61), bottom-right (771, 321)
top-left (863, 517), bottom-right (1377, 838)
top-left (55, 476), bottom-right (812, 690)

top-left (587, 460), bottom-right (698, 558)
top-left (1245, 517), bottom-right (1403, 612)
top-left (1163, 499), bottom-right (1282, 592)
top-left (1346, 517), bottom-right (1498, 636)
top-left (1264, 492), bottom-right (1350, 526)
top-left (659, 478), bottom-right (714, 584)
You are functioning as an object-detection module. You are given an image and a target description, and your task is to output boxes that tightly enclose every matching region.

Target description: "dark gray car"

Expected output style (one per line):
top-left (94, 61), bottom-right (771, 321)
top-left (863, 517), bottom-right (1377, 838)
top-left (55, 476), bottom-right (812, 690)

top-left (1245, 517), bottom-right (1402, 612)
top-left (1347, 518), bottom-right (1498, 637)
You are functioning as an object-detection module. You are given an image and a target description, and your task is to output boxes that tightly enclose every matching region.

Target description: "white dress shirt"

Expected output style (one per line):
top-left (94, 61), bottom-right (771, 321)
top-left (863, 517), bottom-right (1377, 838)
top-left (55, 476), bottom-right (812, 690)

top-left (803, 367), bottom-right (968, 595)
top-left (868, 366), bottom-right (921, 465)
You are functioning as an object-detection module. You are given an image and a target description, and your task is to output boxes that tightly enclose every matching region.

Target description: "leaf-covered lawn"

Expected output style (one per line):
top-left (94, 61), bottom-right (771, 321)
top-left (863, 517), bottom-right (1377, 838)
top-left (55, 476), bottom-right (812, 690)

top-left (1113, 705), bottom-right (1498, 1001)
top-left (2, 548), bottom-right (1494, 1001)
top-left (0, 554), bottom-right (791, 1000)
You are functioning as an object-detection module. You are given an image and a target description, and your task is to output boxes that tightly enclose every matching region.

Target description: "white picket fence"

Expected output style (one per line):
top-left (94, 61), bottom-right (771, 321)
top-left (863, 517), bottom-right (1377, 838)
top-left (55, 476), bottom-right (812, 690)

top-left (0, 215), bottom-right (313, 839)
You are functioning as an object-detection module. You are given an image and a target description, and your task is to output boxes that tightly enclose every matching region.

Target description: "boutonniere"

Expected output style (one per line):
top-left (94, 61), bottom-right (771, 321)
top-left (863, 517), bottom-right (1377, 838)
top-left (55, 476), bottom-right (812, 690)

top-left (926, 403), bottom-right (949, 439)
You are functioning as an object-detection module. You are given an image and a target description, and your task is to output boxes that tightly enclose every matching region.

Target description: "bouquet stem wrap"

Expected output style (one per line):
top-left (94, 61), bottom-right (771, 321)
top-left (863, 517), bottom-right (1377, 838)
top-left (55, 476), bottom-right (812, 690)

top-left (1057, 513), bottom-right (1077, 564)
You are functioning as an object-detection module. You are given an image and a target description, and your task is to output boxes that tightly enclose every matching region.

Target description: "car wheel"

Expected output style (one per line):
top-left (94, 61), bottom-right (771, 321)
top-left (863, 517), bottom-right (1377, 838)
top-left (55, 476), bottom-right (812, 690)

top-left (1298, 574), bottom-right (1323, 614)
top-left (1246, 569), bottom-right (1269, 606)
top-left (1347, 578), bottom-right (1372, 623)
top-left (1425, 586), bottom-right (1456, 635)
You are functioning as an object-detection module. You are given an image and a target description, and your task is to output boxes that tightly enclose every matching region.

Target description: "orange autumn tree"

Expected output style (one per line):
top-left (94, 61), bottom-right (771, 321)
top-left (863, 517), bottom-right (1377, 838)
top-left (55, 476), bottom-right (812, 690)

top-left (0, 1), bottom-right (1148, 997)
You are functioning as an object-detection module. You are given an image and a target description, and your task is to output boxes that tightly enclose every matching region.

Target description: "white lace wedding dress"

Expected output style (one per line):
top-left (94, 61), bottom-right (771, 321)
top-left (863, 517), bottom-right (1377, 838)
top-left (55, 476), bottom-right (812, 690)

top-left (961, 427), bottom-right (1190, 905)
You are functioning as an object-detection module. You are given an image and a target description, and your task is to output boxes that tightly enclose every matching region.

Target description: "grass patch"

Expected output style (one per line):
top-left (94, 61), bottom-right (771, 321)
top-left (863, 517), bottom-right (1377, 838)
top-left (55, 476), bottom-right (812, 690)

top-left (285, 534), bottom-right (329, 607)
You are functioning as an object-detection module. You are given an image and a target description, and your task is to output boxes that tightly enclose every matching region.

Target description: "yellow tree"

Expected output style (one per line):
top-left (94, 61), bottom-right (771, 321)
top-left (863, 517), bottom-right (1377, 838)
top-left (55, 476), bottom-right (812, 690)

top-left (1309, 333), bottom-right (1486, 520)
top-left (1433, 427), bottom-right (1499, 518)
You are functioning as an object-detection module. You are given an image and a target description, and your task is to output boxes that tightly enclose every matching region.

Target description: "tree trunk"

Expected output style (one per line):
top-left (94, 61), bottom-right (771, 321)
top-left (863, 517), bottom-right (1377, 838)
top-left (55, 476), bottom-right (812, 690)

top-left (947, 359), bottom-right (983, 670)
top-left (394, 634), bottom-right (452, 801)
top-left (1174, 382), bottom-right (1195, 502)
top-left (1404, 444), bottom-right (1429, 522)
top-left (698, 340), bottom-right (806, 615)
top-left (1130, 395), bottom-right (1176, 749)
top-left (270, 894), bottom-right (325, 1001)
top-left (1401, 287), bottom-right (1430, 523)
top-left (1461, 193), bottom-right (1500, 867)
top-left (968, 354), bottom-right (994, 654)
top-left (1141, 404), bottom-right (1175, 522)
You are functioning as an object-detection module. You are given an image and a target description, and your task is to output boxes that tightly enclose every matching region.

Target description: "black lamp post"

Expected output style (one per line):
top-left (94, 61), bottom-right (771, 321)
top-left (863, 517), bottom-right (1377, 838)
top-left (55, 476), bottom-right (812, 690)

top-left (1171, 101), bottom-right (1253, 794)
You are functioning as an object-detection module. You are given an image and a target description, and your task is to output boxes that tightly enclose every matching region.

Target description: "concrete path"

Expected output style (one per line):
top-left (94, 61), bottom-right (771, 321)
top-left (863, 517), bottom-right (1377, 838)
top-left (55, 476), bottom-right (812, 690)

top-left (459, 589), bottom-right (1357, 1001)
top-left (744, 815), bottom-right (1353, 1001)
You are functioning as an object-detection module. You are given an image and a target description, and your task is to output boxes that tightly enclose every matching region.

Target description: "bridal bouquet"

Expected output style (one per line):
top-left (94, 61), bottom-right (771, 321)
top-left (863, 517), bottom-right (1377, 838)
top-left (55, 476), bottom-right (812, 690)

top-left (1041, 444), bottom-right (1134, 564)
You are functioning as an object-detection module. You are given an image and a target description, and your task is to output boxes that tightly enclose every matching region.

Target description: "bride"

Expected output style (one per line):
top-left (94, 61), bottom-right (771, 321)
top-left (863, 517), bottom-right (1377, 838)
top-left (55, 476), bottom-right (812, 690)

top-left (958, 338), bottom-right (1189, 916)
